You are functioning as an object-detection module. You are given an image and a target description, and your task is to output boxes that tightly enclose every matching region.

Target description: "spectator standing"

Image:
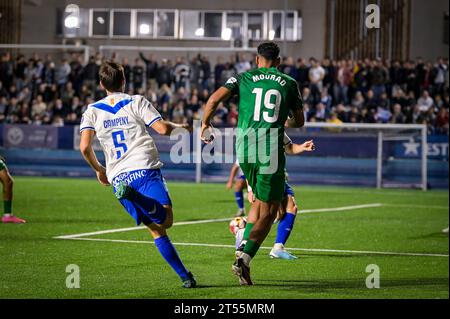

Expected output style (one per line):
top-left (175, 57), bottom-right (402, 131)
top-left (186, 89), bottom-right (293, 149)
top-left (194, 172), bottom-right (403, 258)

top-left (139, 52), bottom-right (158, 91)
top-left (173, 57), bottom-right (190, 91)
top-left (132, 58), bottom-right (145, 90)
top-left (308, 57), bottom-right (325, 104)
top-left (214, 57), bottom-right (226, 89)
top-left (82, 56), bottom-right (99, 93)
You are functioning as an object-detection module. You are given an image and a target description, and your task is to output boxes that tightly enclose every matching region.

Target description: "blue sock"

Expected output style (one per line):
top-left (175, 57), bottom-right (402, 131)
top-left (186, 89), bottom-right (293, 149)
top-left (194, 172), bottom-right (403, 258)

top-left (275, 213), bottom-right (296, 245)
top-left (235, 191), bottom-right (244, 210)
top-left (154, 236), bottom-right (190, 280)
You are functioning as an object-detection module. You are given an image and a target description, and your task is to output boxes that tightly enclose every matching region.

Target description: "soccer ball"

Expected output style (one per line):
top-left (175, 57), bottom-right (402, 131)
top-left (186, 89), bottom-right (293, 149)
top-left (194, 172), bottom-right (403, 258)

top-left (229, 217), bottom-right (247, 235)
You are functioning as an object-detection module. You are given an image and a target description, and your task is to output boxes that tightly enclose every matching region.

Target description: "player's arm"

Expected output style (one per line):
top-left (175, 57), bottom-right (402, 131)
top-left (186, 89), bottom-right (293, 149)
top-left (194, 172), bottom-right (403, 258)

top-left (151, 120), bottom-right (191, 136)
top-left (201, 87), bottom-right (232, 143)
top-left (290, 108), bottom-right (305, 128)
top-left (139, 52), bottom-right (149, 64)
top-left (226, 164), bottom-right (239, 190)
top-left (136, 97), bottom-right (192, 136)
top-left (288, 81), bottom-right (305, 128)
top-left (285, 140), bottom-right (315, 155)
top-left (79, 130), bottom-right (110, 186)
top-left (247, 182), bottom-right (255, 203)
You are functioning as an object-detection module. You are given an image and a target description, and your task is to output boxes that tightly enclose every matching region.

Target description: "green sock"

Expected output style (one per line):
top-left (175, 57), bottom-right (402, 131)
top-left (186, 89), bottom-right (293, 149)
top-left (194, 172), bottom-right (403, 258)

top-left (4, 200), bottom-right (12, 215)
top-left (243, 223), bottom-right (254, 241)
top-left (243, 240), bottom-right (261, 258)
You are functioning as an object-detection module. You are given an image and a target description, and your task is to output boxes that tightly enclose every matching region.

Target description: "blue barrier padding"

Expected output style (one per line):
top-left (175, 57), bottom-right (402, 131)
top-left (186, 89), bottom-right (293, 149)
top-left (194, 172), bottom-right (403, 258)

top-left (0, 124), bottom-right (447, 189)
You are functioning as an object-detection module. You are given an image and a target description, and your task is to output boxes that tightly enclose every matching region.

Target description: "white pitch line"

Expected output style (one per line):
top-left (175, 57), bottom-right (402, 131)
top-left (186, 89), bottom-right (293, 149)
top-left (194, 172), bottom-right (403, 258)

top-left (59, 237), bottom-right (449, 258)
top-left (383, 204), bottom-right (449, 210)
top-left (54, 218), bottom-right (232, 239)
top-left (54, 203), bottom-right (383, 240)
top-left (299, 203), bottom-right (383, 214)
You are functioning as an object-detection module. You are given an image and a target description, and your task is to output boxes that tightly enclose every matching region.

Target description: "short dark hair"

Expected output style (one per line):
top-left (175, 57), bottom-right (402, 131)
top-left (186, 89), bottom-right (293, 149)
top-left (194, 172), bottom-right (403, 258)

top-left (99, 61), bottom-right (125, 92)
top-left (257, 42), bottom-right (280, 61)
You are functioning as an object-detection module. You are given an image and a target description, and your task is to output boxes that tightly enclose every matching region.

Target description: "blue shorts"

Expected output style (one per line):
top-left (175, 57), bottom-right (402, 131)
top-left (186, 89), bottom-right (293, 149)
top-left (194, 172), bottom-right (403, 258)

top-left (112, 169), bottom-right (172, 226)
top-left (284, 183), bottom-right (295, 197)
top-left (238, 175), bottom-right (247, 181)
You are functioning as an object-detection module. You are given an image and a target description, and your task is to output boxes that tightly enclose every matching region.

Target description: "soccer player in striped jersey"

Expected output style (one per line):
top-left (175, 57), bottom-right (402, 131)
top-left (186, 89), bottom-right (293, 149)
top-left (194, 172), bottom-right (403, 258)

top-left (79, 61), bottom-right (196, 288)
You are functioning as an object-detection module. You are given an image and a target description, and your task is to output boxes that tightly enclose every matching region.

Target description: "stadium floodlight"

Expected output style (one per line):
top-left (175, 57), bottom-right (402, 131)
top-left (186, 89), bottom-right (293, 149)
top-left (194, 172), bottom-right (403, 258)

top-left (139, 23), bottom-right (150, 35)
top-left (221, 28), bottom-right (232, 41)
top-left (195, 28), bottom-right (205, 37)
top-left (64, 16), bottom-right (79, 29)
top-left (268, 30), bottom-right (275, 40)
top-left (64, 4), bottom-right (80, 29)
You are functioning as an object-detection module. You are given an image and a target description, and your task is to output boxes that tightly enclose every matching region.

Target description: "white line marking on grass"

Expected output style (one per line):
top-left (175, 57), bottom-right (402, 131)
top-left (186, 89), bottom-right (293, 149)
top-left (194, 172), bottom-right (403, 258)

top-left (54, 204), bottom-right (383, 239)
top-left (299, 203), bottom-right (383, 214)
top-left (54, 218), bottom-right (232, 239)
top-left (384, 204), bottom-right (449, 210)
top-left (60, 237), bottom-right (449, 258)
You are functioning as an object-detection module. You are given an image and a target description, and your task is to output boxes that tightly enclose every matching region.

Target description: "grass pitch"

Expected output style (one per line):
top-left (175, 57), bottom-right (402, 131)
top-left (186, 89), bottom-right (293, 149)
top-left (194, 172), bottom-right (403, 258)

top-left (0, 177), bottom-right (448, 299)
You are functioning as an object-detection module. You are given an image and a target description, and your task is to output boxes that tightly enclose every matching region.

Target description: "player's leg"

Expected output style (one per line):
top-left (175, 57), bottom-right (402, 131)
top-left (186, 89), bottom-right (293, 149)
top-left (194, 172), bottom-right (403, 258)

top-left (233, 199), bottom-right (279, 285)
top-left (234, 178), bottom-right (246, 217)
top-left (235, 199), bottom-right (260, 252)
top-left (244, 199), bottom-right (280, 255)
top-left (0, 161), bottom-right (26, 224)
top-left (270, 190), bottom-right (298, 260)
top-left (144, 207), bottom-right (196, 288)
top-left (232, 171), bottom-right (284, 285)
top-left (114, 170), bottom-right (196, 288)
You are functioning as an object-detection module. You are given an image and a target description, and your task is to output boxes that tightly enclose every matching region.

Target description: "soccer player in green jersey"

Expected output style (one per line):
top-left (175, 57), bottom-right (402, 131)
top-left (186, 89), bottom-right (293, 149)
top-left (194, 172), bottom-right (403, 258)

top-left (202, 42), bottom-right (304, 285)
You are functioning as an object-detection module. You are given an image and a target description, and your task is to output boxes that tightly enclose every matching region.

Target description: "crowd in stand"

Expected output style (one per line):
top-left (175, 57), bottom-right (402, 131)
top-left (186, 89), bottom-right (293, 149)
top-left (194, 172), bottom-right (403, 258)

top-left (0, 50), bottom-right (448, 135)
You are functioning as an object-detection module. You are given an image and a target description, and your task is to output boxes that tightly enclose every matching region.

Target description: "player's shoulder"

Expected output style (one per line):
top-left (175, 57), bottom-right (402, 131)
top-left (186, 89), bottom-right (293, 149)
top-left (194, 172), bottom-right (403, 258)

top-left (130, 94), bottom-right (152, 108)
top-left (244, 68), bottom-right (263, 77)
top-left (276, 70), bottom-right (297, 86)
top-left (89, 93), bottom-right (136, 109)
top-left (130, 94), bottom-right (146, 101)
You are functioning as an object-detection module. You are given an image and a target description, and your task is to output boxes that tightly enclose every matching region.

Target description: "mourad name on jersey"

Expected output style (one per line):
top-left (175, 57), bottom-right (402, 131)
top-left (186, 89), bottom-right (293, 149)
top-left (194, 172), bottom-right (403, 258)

top-left (103, 116), bottom-right (129, 129)
top-left (252, 74), bottom-right (287, 86)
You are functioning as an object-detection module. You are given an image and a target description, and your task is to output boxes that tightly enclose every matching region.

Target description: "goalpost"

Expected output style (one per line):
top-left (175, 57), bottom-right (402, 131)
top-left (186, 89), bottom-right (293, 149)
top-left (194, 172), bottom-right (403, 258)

top-left (303, 123), bottom-right (428, 190)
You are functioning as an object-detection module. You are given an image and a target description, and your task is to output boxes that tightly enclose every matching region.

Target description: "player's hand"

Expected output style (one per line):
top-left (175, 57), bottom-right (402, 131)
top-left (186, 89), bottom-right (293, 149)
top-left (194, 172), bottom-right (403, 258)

top-left (180, 123), bottom-right (193, 133)
top-left (201, 123), bottom-right (215, 144)
top-left (301, 140), bottom-right (315, 152)
top-left (96, 167), bottom-right (110, 186)
top-left (247, 190), bottom-right (255, 203)
top-left (226, 181), bottom-right (233, 190)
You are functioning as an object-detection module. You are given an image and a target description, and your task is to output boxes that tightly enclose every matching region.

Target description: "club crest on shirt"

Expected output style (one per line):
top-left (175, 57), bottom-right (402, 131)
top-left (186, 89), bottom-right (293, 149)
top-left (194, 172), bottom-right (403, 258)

top-left (226, 77), bottom-right (237, 85)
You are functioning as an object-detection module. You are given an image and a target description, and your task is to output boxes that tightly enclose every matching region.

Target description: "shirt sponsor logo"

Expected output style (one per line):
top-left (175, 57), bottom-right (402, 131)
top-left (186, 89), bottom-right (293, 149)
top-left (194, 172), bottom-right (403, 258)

top-left (112, 169), bottom-right (148, 188)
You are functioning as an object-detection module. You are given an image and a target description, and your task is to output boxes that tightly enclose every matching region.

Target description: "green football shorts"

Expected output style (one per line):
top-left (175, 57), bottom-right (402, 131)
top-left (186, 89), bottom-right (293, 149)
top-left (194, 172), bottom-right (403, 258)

top-left (240, 157), bottom-right (286, 202)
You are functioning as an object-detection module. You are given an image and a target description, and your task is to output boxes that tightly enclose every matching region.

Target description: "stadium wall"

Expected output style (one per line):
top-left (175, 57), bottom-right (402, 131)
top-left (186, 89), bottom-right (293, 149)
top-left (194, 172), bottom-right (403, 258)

top-left (409, 0), bottom-right (449, 60)
top-left (20, 0), bottom-right (326, 59)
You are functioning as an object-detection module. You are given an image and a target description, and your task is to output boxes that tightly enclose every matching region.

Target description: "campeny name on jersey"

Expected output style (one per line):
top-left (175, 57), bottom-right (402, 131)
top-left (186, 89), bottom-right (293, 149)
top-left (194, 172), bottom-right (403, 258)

top-left (103, 116), bottom-right (129, 129)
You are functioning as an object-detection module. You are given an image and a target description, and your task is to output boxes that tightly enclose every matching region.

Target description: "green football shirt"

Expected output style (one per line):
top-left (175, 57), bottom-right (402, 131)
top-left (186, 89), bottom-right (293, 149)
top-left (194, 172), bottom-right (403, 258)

top-left (223, 67), bottom-right (303, 201)
top-left (224, 67), bottom-right (303, 166)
